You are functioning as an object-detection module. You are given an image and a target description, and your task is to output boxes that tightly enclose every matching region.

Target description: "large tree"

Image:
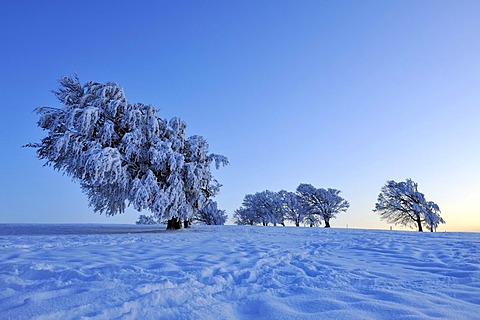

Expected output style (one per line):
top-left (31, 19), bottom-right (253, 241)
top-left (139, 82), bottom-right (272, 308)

top-left (27, 75), bottom-right (228, 229)
top-left (296, 184), bottom-right (349, 228)
top-left (374, 179), bottom-right (445, 232)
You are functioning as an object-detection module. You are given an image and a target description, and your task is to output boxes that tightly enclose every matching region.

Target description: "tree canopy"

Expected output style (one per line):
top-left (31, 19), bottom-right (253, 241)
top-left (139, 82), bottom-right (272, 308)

top-left (28, 75), bottom-right (228, 229)
top-left (374, 179), bottom-right (445, 232)
top-left (296, 184), bottom-right (350, 228)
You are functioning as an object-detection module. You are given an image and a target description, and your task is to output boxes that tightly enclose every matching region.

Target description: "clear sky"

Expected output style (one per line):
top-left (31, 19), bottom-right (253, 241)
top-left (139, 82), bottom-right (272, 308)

top-left (1, 0), bottom-right (479, 231)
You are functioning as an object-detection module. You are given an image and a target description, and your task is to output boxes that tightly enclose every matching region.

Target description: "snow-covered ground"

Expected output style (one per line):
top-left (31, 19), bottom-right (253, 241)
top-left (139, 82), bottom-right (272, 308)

top-left (1, 225), bottom-right (479, 319)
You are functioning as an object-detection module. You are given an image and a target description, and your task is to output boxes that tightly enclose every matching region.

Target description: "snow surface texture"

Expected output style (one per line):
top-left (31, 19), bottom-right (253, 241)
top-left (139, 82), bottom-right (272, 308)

top-left (0, 225), bottom-right (479, 320)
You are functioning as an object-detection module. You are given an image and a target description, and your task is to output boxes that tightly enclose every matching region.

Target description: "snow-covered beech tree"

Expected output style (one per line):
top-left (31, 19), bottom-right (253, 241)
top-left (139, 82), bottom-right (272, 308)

top-left (136, 214), bottom-right (158, 225)
top-left (258, 190), bottom-right (285, 226)
top-left (241, 193), bottom-right (269, 226)
top-left (304, 211), bottom-right (323, 228)
top-left (278, 190), bottom-right (307, 227)
top-left (233, 207), bottom-right (259, 226)
top-left (296, 184), bottom-right (349, 228)
top-left (374, 179), bottom-right (445, 232)
top-left (27, 75), bottom-right (228, 230)
top-left (193, 200), bottom-right (228, 225)
top-left (424, 201), bottom-right (445, 232)
top-left (235, 187), bottom-right (348, 227)
top-left (234, 191), bottom-right (285, 226)
top-left (245, 191), bottom-right (286, 226)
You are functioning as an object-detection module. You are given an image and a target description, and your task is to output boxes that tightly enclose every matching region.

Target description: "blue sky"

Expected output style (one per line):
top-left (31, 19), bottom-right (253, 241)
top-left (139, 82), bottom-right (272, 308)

top-left (1, 0), bottom-right (479, 231)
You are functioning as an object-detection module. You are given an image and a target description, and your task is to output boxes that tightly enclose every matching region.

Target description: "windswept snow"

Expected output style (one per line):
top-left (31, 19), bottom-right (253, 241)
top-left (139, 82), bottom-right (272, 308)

top-left (0, 225), bottom-right (479, 319)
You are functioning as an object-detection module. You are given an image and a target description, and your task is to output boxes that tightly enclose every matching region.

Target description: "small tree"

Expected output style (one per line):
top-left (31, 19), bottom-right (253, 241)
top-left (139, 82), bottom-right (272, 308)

top-left (278, 190), bottom-right (307, 227)
top-left (296, 184), bottom-right (349, 228)
top-left (233, 207), bottom-right (258, 226)
top-left (27, 75), bottom-right (228, 230)
top-left (136, 214), bottom-right (158, 225)
top-left (374, 179), bottom-right (445, 232)
top-left (258, 190), bottom-right (285, 226)
top-left (236, 191), bottom-right (285, 226)
top-left (240, 194), bottom-right (267, 225)
top-left (424, 201), bottom-right (445, 232)
top-left (194, 201), bottom-right (228, 225)
top-left (305, 211), bottom-right (323, 227)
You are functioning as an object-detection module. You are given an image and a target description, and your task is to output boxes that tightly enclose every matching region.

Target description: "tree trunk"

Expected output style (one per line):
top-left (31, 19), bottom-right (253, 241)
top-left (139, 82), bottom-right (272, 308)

top-left (183, 219), bottom-right (190, 229)
top-left (295, 221), bottom-right (300, 227)
top-left (324, 220), bottom-right (331, 228)
top-left (167, 218), bottom-right (181, 230)
top-left (417, 218), bottom-right (423, 232)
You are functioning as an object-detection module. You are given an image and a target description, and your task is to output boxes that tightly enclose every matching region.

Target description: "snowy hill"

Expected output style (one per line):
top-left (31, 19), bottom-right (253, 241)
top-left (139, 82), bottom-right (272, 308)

top-left (0, 225), bottom-right (479, 319)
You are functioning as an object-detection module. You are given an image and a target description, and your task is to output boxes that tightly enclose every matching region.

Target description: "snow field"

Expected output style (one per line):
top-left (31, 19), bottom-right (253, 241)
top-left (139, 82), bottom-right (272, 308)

top-left (0, 225), bottom-right (479, 319)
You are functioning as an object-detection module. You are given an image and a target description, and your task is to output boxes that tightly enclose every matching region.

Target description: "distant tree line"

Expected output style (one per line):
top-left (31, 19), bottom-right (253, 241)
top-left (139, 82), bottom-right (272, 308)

top-left (233, 184), bottom-right (349, 228)
top-left (234, 179), bottom-right (445, 232)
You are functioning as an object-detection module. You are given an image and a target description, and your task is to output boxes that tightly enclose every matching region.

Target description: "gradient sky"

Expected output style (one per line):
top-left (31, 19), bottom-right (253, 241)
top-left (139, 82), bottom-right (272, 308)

top-left (1, 0), bottom-right (479, 231)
